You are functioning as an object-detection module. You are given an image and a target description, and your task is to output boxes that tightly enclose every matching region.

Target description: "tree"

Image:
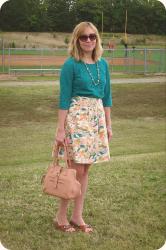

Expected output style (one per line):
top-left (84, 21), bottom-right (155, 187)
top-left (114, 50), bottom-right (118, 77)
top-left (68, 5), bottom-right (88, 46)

top-left (46, 0), bottom-right (75, 31)
top-left (0, 0), bottom-right (29, 31)
top-left (0, 0), bottom-right (165, 34)
top-left (0, 0), bottom-right (51, 31)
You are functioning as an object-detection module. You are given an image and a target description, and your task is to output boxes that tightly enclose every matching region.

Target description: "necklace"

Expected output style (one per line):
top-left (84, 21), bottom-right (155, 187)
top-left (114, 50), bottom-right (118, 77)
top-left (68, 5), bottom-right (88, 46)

top-left (84, 61), bottom-right (100, 86)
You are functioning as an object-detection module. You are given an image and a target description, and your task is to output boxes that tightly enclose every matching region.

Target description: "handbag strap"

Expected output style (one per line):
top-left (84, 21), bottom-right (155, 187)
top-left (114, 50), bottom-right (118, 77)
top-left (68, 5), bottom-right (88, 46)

top-left (52, 140), bottom-right (71, 168)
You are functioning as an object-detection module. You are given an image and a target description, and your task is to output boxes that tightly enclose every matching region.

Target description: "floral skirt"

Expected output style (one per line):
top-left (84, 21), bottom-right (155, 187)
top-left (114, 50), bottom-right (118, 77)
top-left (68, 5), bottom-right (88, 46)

top-left (60, 96), bottom-right (110, 164)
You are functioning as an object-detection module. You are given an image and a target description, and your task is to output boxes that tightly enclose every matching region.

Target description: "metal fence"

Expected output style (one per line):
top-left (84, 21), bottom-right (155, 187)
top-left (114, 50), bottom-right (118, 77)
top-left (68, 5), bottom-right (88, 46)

top-left (0, 47), bottom-right (165, 75)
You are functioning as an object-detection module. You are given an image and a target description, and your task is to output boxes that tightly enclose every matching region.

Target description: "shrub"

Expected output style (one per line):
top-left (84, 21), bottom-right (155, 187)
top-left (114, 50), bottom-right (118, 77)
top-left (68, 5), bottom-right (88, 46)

top-left (64, 36), bottom-right (69, 45)
top-left (135, 38), bottom-right (146, 45)
top-left (53, 33), bottom-right (57, 38)
top-left (9, 41), bottom-right (16, 48)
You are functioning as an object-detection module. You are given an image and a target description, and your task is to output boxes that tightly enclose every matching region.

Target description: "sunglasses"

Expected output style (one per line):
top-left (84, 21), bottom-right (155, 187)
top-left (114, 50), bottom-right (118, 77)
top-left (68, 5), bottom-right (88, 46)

top-left (79, 33), bottom-right (97, 42)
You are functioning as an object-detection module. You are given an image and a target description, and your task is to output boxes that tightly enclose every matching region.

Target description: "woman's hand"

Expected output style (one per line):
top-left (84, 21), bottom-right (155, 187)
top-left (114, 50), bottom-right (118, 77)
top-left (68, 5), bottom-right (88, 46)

top-left (55, 128), bottom-right (66, 146)
top-left (107, 127), bottom-right (113, 142)
top-left (52, 128), bottom-right (66, 157)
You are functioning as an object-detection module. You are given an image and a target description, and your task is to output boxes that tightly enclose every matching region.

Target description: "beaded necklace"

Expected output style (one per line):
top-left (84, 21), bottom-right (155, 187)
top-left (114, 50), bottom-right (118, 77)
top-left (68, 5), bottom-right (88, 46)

top-left (84, 61), bottom-right (100, 86)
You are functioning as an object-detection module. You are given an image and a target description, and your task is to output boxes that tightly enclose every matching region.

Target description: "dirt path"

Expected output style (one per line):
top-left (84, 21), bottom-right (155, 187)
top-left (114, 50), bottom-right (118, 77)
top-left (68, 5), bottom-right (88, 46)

top-left (112, 77), bottom-right (166, 84)
top-left (0, 55), bottom-right (155, 66)
top-left (0, 77), bottom-right (165, 87)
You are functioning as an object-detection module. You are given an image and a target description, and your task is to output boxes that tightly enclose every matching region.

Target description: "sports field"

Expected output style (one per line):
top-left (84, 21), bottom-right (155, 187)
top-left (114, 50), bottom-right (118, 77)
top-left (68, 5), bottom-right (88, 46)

top-left (0, 80), bottom-right (165, 250)
top-left (0, 55), bottom-right (155, 66)
top-left (0, 47), bottom-right (165, 74)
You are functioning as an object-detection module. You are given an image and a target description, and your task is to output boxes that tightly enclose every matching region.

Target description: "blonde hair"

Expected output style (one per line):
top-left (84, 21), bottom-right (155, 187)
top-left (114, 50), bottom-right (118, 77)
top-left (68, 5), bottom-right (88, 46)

top-left (68, 22), bottom-right (103, 62)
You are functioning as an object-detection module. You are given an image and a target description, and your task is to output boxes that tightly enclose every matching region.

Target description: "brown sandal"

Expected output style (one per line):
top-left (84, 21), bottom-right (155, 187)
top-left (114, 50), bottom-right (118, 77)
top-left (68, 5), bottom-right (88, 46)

top-left (53, 221), bottom-right (76, 232)
top-left (70, 220), bottom-right (93, 233)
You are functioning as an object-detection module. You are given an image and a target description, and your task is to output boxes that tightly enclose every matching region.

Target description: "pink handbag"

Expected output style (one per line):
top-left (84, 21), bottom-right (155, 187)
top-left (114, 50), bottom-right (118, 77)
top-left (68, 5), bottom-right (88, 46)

top-left (42, 143), bottom-right (81, 200)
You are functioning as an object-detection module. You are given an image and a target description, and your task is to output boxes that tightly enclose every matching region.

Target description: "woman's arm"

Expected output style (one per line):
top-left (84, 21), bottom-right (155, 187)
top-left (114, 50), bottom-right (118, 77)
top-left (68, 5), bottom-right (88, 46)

top-left (104, 107), bottom-right (112, 142)
top-left (55, 109), bottom-right (68, 145)
top-left (56, 58), bottom-right (74, 145)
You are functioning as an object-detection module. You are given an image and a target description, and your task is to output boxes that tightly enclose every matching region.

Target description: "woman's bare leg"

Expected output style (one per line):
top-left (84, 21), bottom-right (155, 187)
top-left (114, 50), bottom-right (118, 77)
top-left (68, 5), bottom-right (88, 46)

top-left (55, 198), bottom-right (75, 232)
top-left (70, 161), bottom-right (92, 232)
top-left (55, 161), bottom-right (91, 232)
top-left (55, 199), bottom-right (69, 225)
top-left (55, 163), bottom-right (88, 223)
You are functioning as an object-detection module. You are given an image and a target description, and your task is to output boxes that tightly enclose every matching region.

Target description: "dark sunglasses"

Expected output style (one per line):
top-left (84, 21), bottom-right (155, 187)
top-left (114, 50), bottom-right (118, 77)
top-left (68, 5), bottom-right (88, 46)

top-left (79, 33), bottom-right (97, 42)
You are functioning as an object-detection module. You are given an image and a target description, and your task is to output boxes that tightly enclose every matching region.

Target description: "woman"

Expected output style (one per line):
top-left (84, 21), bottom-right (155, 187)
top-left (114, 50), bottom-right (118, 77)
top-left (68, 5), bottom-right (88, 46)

top-left (54, 21), bottom-right (112, 233)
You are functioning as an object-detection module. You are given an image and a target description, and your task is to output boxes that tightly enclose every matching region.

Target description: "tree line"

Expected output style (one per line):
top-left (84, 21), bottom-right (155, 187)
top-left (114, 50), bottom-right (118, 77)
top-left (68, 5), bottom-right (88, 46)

top-left (0, 0), bottom-right (165, 34)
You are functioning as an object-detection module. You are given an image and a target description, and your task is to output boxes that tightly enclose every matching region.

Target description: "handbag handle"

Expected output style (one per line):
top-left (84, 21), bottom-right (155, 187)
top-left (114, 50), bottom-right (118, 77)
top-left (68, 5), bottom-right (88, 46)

top-left (52, 140), bottom-right (71, 168)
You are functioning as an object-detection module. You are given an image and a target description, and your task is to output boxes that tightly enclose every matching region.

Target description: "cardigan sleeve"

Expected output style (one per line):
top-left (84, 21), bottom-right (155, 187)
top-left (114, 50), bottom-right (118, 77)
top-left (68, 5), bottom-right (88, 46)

top-left (59, 58), bottom-right (74, 109)
top-left (102, 60), bottom-right (112, 107)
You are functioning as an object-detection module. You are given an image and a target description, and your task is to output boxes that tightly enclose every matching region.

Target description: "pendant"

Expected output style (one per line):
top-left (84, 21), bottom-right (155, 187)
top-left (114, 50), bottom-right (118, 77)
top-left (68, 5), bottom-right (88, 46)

top-left (84, 62), bottom-right (100, 86)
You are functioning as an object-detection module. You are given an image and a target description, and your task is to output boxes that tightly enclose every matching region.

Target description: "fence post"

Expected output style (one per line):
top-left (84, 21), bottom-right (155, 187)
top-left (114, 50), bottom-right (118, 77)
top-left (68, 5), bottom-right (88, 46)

top-left (111, 49), bottom-right (114, 73)
top-left (159, 48), bottom-right (165, 73)
top-left (2, 39), bottom-right (5, 73)
top-left (132, 47), bottom-right (136, 74)
top-left (40, 48), bottom-right (43, 75)
top-left (163, 49), bottom-right (166, 73)
top-left (144, 48), bottom-right (147, 74)
top-left (8, 47), bottom-right (11, 75)
top-left (1, 38), bottom-right (5, 73)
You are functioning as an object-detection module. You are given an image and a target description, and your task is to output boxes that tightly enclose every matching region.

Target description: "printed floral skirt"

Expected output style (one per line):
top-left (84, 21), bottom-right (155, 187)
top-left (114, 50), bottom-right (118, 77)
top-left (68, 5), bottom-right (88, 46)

top-left (60, 96), bottom-right (110, 164)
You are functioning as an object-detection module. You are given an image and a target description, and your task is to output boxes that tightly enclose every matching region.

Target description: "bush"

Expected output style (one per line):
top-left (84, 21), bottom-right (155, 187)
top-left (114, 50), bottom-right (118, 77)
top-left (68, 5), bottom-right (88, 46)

top-left (120, 38), bottom-right (127, 46)
top-left (135, 38), bottom-right (146, 45)
top-left (9, 41), bottom-right (16, 48)
top-left (53, 33), bottom-right (57, 38)
top-left (64, 36), bottom-right (69, 45)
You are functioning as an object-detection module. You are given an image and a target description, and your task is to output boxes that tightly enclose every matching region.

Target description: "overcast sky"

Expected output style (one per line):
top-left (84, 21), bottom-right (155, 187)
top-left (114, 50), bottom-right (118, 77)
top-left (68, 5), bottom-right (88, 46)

top-left (0, 0), bottom-right (166, 10)
top-left (158, 0), bottom-right (166, 8)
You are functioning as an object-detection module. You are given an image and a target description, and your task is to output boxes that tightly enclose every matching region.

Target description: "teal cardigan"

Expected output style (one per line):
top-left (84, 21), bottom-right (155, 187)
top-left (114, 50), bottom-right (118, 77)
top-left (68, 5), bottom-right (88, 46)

top-left (59, 57), bottom-right (112, 109)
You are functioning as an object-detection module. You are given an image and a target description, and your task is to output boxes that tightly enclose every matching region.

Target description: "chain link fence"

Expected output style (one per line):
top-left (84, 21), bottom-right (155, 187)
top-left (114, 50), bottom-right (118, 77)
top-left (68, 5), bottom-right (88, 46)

top-left (0, 47), bottom-right (165, 75)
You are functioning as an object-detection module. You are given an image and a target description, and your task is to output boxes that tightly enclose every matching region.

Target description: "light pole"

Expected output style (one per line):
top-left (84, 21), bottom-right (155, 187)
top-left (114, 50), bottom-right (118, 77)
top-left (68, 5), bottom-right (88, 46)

top-left (124, 9), bottom-right (128, 44)
top-left (101, 11), bottom-right (103, 46)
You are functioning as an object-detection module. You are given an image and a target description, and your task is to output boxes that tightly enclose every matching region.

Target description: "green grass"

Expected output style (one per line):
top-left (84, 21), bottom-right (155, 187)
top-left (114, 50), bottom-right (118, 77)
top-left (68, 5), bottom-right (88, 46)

top-left (0, 48), bottom-right (68, 56)
top-left (0, 65), bottom-right (61, 74)
top-left (13, 73), bottom-right (148, 82)
top-left (0, 73), bottom-right (161, 82)
top-left (17, 75), bottom-right (59, 81)
top-left (0, 83), bottom-right (165, 250)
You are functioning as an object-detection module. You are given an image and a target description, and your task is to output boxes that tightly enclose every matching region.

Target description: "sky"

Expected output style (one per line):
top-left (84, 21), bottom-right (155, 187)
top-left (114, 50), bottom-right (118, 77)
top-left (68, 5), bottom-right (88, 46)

top-left (159, 0), bottom-right (166, 7)
top-left (0, 0), bottom-right (166, 9)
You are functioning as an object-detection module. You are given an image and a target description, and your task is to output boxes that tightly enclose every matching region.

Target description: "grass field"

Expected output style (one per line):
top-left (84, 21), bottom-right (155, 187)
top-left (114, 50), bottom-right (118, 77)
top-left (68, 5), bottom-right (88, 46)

top-left (0, 82), bottom-right (165, 250)
top-left (1, 32), bottom-right (166, 49)
top-left (14, 73), bottom-right (147, 82)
